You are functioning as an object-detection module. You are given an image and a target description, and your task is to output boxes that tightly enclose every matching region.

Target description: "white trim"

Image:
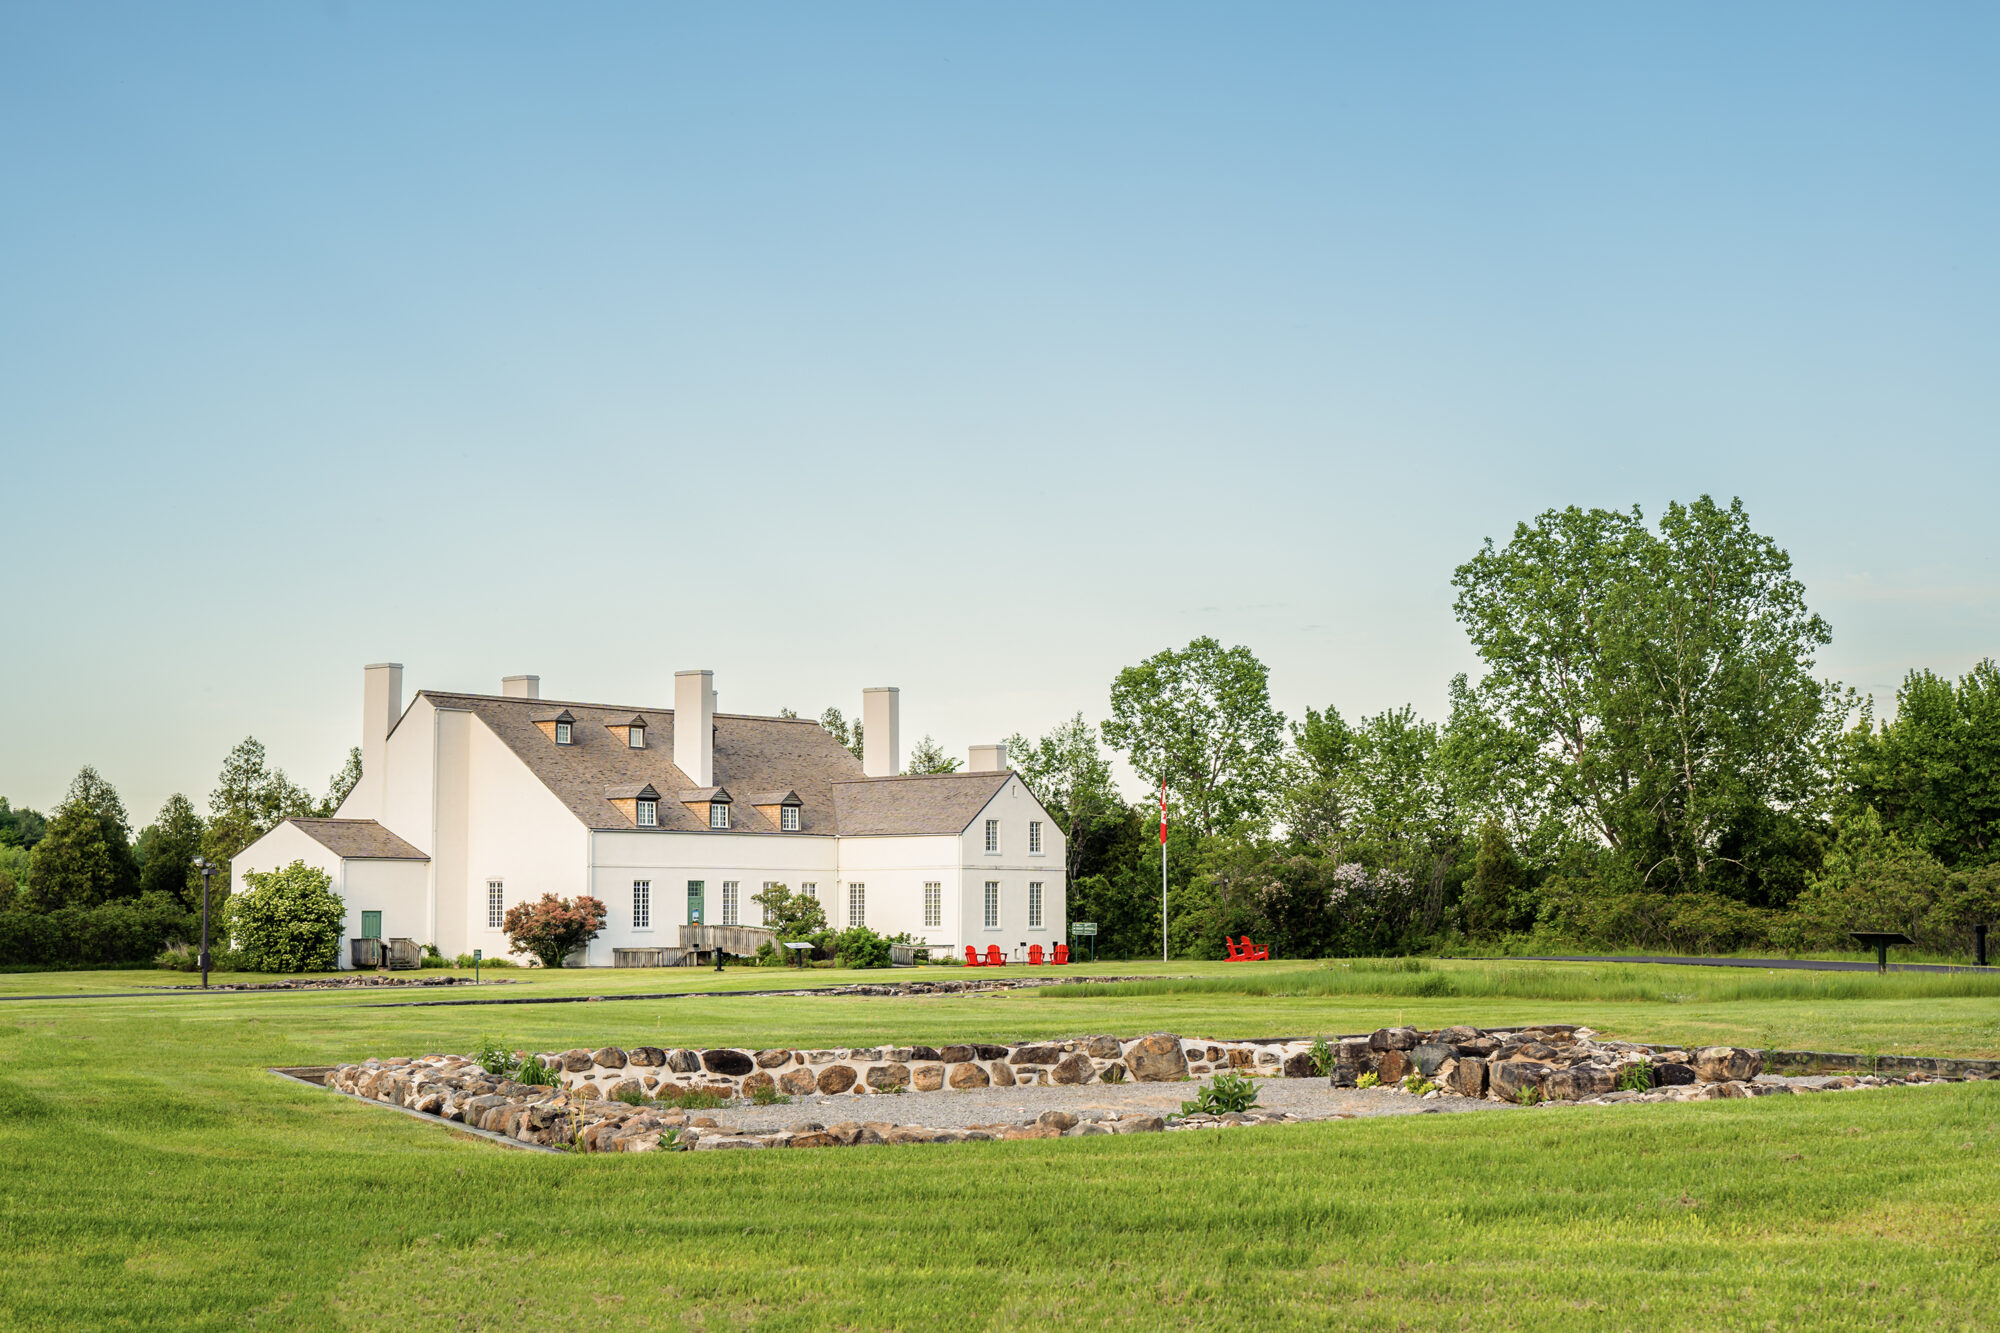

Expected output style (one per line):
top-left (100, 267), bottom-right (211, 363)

top-left (983, 880), bottom-right (1000, 930)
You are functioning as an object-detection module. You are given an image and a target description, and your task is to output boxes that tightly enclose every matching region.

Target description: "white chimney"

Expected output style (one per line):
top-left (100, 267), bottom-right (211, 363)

top-left (969, 742), bottom-right (1008, 773)
top-left (862, 687), bottom-right (901, 777)
top-left (501, 675), bottom-right (540, 699)
top-left (358, 662), bottom-right (403, 817)
top-left (675, 669), bottom-right (715, 786)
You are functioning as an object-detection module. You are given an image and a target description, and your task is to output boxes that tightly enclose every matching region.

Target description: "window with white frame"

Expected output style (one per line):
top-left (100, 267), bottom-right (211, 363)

top-left (801, 882), bottom-right (817, 901)
top-left (985, 819), bottom-right (999, 853)
top-left (487, 880), bottom-right (504, 929)
top-left (781, 805), bottom-right (800, 831)
top-left (848, 883), bottom-right (866, 927)
top-left (628, 725), bottom-right (645, 749)
top-left (721, 881), bottom-right (739, 925)
top-left (554, 720), bottom-right (572, 745)
top-left (636, 798), bottom-right (657, 827)
top-left (1028, 881), bottom-right (1043, 928)
top-left (1029, 820), bottom-right (1043, 854)
top-left (923, 882), bottom-right (942, 929)
top-left (761, 883), bottom-right (780, 925)
top-left (633, 879), bottom-right (651, 929)
top-left (710, 802), bottom-right (730, 829)
top-left (984, 881), bottom-right (1000, 929)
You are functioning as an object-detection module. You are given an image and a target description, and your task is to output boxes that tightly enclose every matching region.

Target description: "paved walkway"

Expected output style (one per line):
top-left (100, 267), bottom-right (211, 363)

top-left (1507, 954), bottom-right (1997, 974)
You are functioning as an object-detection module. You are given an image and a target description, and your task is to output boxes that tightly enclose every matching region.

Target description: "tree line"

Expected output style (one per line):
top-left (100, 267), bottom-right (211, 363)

top-left (1008, 497), bottom-right (2000, 961)
top-left (0, 740), bottom-right (359, 966)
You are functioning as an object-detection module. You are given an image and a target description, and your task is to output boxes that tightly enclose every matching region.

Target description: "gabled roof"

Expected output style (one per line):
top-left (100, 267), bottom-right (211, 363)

top-left (604, 782), bottom-right (661, 801)
top-left (418, 691), bottom-right (866, 833)
top-left (830, 770), bottom-right (1016, 836)
top-left (289, 818), bottom-right (429, 861)
top-left (748, 788), bottom-right (802, 806)
top-left (678, 786), bottom-right (730, 803)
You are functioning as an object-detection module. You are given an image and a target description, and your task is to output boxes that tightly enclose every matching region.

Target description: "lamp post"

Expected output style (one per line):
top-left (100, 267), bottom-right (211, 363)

top-left (191, 857), bottom-right (216, 988)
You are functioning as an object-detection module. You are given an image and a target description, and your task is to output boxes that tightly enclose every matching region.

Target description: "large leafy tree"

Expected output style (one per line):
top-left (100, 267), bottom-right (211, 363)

top-left (1844, 660), bottom-right (2000, 868)
top-left (25, 767), bottom-right (141, 909)
top-left (202, 738), bottom-right (315, 885)
top-left (1452, 496), bottom-right (1846, 896)
top-left (1103, 637), bottom-right (1286, 837)
top-left (1005, 713), bottom-right (1129, 882)
top-left (135, 794), bottom-right (206, 910)
top-left (0, 798), bottom-right (47, 850)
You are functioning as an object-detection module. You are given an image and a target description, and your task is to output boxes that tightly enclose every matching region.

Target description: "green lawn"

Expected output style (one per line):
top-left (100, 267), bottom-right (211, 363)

top-left (3, 959), bottom-right (1998, 1330)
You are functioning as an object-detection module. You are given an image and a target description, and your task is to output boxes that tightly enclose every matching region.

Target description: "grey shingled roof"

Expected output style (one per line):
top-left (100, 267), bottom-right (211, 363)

top-left (421, 691), bottom-right (869, 834)
top-left (289, 818), bottom-right (430, 860)
top-left (830, 770), bottom-right (1014, 836)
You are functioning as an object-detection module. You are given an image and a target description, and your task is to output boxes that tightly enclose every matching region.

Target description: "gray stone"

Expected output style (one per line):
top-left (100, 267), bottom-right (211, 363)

top-left (702, 1049), bottom-right (755, 1077)
top-left (627, 1046), bottom-right (666, 1067)
top-left (816, 1064), bottom-right (858, 1094)
top-left (591, 1046), bottom-right (628, 1069)
top-left (1084, 1035), bottom-right (1124, 1059)
top-left (1370, 1027), bottom-right (1420, 1051)
top-left (1037, 1110), bottom-right (1079, 1131)
top-left (754, 1049), bottom-right (793, 1068)
top-left (1445, 1056), bottom-right (1487, 1098)
top-left (560, 1049), bottom-right (594, 1072)
top-left (1542, 1066), bottom-right (1615, 1101)
top-left (1125, 1033), bottom-right (1190, 1082)
top-left (865, 1063), bottom-right (911, 1090)
top-left (947, 1062), bottom-right (990, 1090)
top-left (938, 1045), bottom-right (975, 1064)
top-left (778, 1067), bottom-right (819, 1097)
top-left (1049, 1054), bottom-right (1095, 1085)
top-left (1111, 1115), bottom-right (1166, 1133)
top-left (1488, 1060), bottom-right (1554, 1102)
top-left (1694, 1047), bottom-right (1763, 1083)
top-left (1412, 1043), bottom-right (1456, 1077)
top-left (667, 1049), bottom-right (702, 1073)
top-left (989, 1060), bottom-right (1017, 1087)
top-left (1009, 1044), bottom-right (1063, 1066)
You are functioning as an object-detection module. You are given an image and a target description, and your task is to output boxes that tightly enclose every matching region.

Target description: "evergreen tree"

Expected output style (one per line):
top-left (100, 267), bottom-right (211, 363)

top-left (136, 794), bottom-right (206, 911)
top-left (25, 766), bottom-right (140, 909)
top-left (904, 735), bottom-right (961, 774)
top-left (318, 747), bottom-right (364, 816)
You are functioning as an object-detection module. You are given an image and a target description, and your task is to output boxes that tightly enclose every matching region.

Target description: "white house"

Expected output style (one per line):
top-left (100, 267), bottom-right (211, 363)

top-left (230, 664), bottom-right (1067, 967)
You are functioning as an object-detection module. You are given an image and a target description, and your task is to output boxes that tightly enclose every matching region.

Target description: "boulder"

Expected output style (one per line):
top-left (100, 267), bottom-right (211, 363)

top-left (667, 1049), bottom-right (702, 1073)
top-left (1037, 1110), bottom-right (1079, 1132)
top-left (788, 1132), bottom-right (837, 1149)
top-left (592, 1047), bottom-right (628, 1069)
top-left (816, 1064), bottom-right (859, 1095)
top-left (1111, 1115), bottom-right (1165, 1134)
top-left (1282, 1051), bottom-right (1317, 1079)
top-left (907, 1045), bottom-right (941, 1062)
top-left (702, 1049), bottom-right (755, 1077)
top-left (1084, 1035), bottom-right (1124, 1059)
top-left (948, 1062), bottom-right (990, 1090)
top-left (1049, 1054), bottom-right (1095, 1085)
top-left (560, 1049), bottom-right (595, 1073)
top-left (609, 1079), bottom-right (645, 1101)
top-left (628, 1046), bottom-right (666, 1067)
top-left (1412, 1043), bottom-right (1456, 1078)
top-left (754, 1049), bottom-right (793, 1069)
top-left (1436, 1024), bottom-right (1482, 1046)
top-left (1694, 1047), bottom-right (1764, 1083)
top-left (1542, 1066), bottom-right (1615, 1101)
top-left (824, 1121), bottom-right (864, 1145)
top-left (741, 1072), bottom-right (776, 1096)
top-left (779, 1067), bottom-right (819, 1097)
top-left (1488, 1059), bottom-right (1554, 1103)
top-left (1125, 1033), bottom-right (1190, 1082)
top-left (989, 1060), bottom-right (1017, 1087)
top-left (1331, 1038), bottom-right (1373, 1087)
top-left (939, 1044), bottom-right (976, 1063)
top-left (1370, 1027), bottom-right (1420, 1051)
top-left (1376, 1049), bottom-right (1408, 1083)
top-left (1445, 1057), bottom-right (1487, 1099)
top-left (1652, 1060), bottom-right (1697, 1087)
top-left (911, 1064), bottom-right (946, 1092)
top-left (865, 1063), bottom-right (911, 1091)
top-left (1009, 1044), bottom-right (1063, 1066)
top-left (974, 1044), bottom-right (1010, 1060)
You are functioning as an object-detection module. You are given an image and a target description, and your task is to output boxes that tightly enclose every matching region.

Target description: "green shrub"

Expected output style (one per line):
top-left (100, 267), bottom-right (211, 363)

top-left (1356, 1071), bottom-right (1381, 1089)
top-left (153, 941), bottom-right (252, 973)
top-left (655, 1087), bottom-right (727, 1110)
top-left (834, 925), bottom-right (893, 969)
top-left (471, 1039), bottom-right (520, 1078)
top-left (1401, 1071), bottom-right (1438, 1095)
top-left (1308, 1036), bottom-right (1335, 1078)
top-left (1181, 1071), bottom-right (1261, 1116)
top-left (1616, 1060), bottom-right (1654, 1092)
top-left (228, 861), bottom-right (345, 972)
top-left (0, 895), bottom-right (197, 968)
top-left (515, 1055), bottom-right (559, 1087)
top-left (453, 953), bottom-right (516, 969)
top-left (750, 1085), bottom-right (791, 1106)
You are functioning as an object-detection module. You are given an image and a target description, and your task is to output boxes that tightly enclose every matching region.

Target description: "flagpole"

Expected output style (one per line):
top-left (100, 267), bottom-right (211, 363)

top-left (1159, 780), bottom-right (1168, 963)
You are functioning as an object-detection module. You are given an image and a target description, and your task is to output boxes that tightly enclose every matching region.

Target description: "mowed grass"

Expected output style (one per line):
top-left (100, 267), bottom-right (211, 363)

top-left (3, 961), bottom-right (2000, 1330)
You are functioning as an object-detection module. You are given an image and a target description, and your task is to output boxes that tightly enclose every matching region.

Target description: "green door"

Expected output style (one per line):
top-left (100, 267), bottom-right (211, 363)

top-left (361, 910), bottom-right (382, 939)
top-left (686, 881), bottom-right (704, 925)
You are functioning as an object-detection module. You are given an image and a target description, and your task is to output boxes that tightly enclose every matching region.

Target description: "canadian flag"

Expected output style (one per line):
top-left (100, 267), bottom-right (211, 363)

top-left (1158, 780), bottom-right (1168, 846)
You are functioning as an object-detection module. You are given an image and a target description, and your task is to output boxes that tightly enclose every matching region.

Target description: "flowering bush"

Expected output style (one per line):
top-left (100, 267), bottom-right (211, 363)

top-left (230, 860), bottom-right (345, 972)
top-left (501, 893), bottom-right (607, 968)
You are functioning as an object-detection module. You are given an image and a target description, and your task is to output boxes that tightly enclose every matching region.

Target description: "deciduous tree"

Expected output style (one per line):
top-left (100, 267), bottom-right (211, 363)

top-left (904, 735), bottom-right (961, 774)
top-left (1005, 714), bottom-right (1127, 882)
top-left (502, 893), bottom-right (607, 968)
top-left (1103, 637), bottom-right (1286, 837)
top-left (136, 794), bottom-right (205, 911)
top-left (25, 767), bottom-right (139, 909)
top-left (229, 860), bottom-right (346, 972)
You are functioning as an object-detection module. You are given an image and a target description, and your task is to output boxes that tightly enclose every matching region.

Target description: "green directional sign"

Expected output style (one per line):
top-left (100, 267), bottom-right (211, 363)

top-left (1071, 922), bottom-right (1097, 936)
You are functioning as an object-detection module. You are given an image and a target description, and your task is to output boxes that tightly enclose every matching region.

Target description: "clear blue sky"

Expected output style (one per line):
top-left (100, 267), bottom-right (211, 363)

top-left (4, 4), bottom-right (1996, 823)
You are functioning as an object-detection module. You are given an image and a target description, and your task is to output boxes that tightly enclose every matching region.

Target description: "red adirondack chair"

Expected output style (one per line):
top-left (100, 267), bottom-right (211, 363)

top-left (984, 945), bottom-right (1006, 966)
top-left (1239, 935), bottom-right (1269, 961)
top-left (1223, 936), bottom-right (1248, 961)
top-left (1028, 944), bottom-right (1046, 965)
top-left (964, 945), bottom-right (983, 967)
top-left (1053, 943), bottom-right (1070, 965)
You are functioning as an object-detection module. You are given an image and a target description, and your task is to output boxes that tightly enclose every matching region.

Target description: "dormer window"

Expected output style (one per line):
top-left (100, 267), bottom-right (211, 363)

top-left (535, 709), bottom-right (578, 745)
top-left (636, 798), bottom-right (657, 827)
top-left (628, 725), bottom-right (645, 749)
top-left (710, 802), bottom-right (731, 830)
top-left (781, 805), bottom-right (800, 832)
top-left (555, 720), bottom-right (572, 745)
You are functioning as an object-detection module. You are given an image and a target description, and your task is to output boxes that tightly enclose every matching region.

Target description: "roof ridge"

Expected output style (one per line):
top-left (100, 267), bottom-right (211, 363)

top-left (830, 771), bottom-right (1011, 785)
top-left (418, 688), bottom-right (821, 724)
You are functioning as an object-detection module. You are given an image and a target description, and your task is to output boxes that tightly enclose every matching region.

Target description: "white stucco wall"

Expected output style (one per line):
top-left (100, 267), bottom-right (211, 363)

top-left (586, 830), bottom-right (840, 966)
top-left (456, 716), bottom-right (593, 962)
top-left (954, 776), bottom-right (1067, 958)
top-left (834, 833), bottom-right (966, 949)
top-left (227, 822), bottom-right (429, 969)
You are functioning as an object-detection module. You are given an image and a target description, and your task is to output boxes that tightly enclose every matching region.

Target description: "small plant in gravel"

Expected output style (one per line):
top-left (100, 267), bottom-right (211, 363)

top-left (471, 1039), bottom-right (519, 1078)
top-left (1518, 1084), bottom-right (1542, 1106)
top-left (655, 1087), bottom-right (728, 1111)
top-left (1181, 1071), bottom-right (1261, 1116)
top-left (1616, 1060), bottom-right (1654, 1092)
top-left (515, 1055), bottom-right (559, 1087)
top-left (1356, 1071), bottom-right (1381, 1089)
top-left (612, 1086), bottom-right (649, 1107)
top-left (1309, 1037), bottom-right (1336, 1078)
top-left (749, 1085), bottom-right (792, 1106)
top-left (1401, 1072), bottom-right (1438, 1095)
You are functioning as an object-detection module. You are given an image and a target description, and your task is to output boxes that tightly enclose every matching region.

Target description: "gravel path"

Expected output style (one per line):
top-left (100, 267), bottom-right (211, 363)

top-left (703, 1078), bottom-right (1509, 1134)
